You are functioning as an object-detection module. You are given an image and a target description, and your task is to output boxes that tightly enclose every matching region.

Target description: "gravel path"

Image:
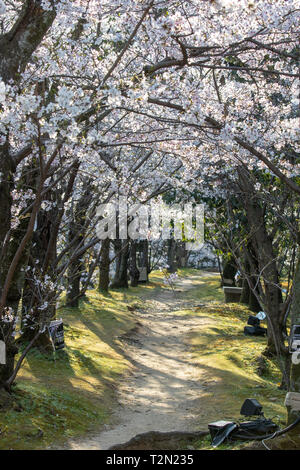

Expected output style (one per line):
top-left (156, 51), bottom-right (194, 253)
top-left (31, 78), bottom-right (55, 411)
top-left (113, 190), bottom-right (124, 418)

top-left (62, 275), bottom-right (213, 450)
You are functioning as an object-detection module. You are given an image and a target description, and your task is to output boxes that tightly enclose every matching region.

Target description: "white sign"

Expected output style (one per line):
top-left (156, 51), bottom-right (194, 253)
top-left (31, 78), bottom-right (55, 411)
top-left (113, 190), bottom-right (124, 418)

top-left (0, 340), bottom-right (5, 364)
top-left (256, 311), bottom-right (266, 321)
top-left (292, 352), bottom-right (300, 365)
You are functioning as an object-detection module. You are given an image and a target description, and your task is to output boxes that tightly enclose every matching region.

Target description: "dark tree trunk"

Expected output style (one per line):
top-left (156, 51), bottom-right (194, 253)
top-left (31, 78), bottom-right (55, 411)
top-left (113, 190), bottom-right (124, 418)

top-left (249, 287), bottom-right (262, 313)
top-left (111, 240), bottom-right (129, 288)
top-left (238, 167), bottom-right (287, 385)
top-left (240, 257), bottom-right (251, 304)
top-left (129, 241), bottom-right (140, 287)
top-left (0, 2), bottom-right (57, 83)
top-left (112, 239), bottom-right (121, 286)
top-left (0, 0), bottom-right (58, 387)
top-left (20, 204), bottom-right (57, 352)
top-left (221, 254), bottom-right (237, 286)
top-left (20, 163), bottom-right (79, 347)
top-left (66, 181), bottom-right (92, 307)
top-left (240, 276), bottom-right (250, 304)
top-left (175, 242), bottom-right (188, 268)
top-left (138, 239), bottom-right (149, 281)
top-left (0, 158), bottom-right (40, 379)
top-left (167, 238), bottom-right (177, 273)
top-left (141, 240), bottom-right (150, 275)
top-left (66, 208), bottom-right (84, 308)
top-left (0, 142), bottom-right (14, 252)
top-left (66, 258), bottom-right (83, 308)
top-left (0, 333), bottom-right (18, 387)
top-left (98, 238), bottom-right (110, 292)
top-left (288, 254), bottom-right (300, 423)
top-left (0, 143), bottom-right (16, 385)
top-left (243, 246), bottom-right (262, 312)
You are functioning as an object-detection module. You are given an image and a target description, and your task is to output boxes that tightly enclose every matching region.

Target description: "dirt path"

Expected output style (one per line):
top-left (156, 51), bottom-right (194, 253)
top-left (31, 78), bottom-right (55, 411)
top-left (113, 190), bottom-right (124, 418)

top-left (64, 275), bottom-right (214, 450)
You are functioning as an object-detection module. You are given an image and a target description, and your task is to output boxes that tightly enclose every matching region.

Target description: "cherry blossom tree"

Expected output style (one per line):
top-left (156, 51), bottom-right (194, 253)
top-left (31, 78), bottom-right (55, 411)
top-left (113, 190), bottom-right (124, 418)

top-left (0, 0), bottom-right (298, 431)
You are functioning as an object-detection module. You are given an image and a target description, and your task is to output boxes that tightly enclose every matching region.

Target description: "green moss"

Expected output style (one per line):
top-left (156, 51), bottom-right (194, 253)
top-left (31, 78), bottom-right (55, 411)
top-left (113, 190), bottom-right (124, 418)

top-left (0, 383), bottom-right (108, 450)
top-left (177, 276), bottom-right (286, 450)
top-left (0, 269), bottom-right (288, 450)
top-left (0, 288), bottom-right (141, 450)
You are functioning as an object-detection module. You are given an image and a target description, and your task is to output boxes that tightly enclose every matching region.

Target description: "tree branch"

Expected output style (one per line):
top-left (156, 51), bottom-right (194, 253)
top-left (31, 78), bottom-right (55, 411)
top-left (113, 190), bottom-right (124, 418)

top-left (0, 0), bottom-right (58, 82)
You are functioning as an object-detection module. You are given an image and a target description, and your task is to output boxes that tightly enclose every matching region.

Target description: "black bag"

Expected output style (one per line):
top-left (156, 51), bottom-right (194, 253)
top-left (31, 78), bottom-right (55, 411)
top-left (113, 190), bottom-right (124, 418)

top-left (210, 418), bottom-right (278, 447)
top-left (231, 418), bottom-right (278, 440)
top-left (247, 315), bottom-right (260, 327)
top-left (244, 325), bottom-right (267, 337)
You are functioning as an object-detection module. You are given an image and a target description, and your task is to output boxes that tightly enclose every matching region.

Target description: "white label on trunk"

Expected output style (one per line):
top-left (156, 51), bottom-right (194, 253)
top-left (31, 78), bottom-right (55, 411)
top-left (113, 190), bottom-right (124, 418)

top-left (0, 340), bottom-right (5, 364)
top-left (292, 351), bottom-right (300, 365)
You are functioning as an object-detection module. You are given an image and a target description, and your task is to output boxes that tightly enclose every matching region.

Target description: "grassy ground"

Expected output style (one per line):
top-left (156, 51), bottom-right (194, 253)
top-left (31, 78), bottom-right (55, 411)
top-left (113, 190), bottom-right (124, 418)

top-left (0, 269), bottom-right (287, 450)
top-left (171, 271), bottom-right (287, 450)
top-left (125, 268), bottom-right (287, 450)
top-left (0, 289), bottom-right (140, 450)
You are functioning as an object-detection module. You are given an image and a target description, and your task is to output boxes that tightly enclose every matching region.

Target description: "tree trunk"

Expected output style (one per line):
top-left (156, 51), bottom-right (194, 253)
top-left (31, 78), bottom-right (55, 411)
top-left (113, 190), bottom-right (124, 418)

top-left (20, 204), bottom-right (57, 352)
top-left (288, 256), bottom-right (300, 423)
top-left (0, 334), bottom-right (18, 387)
top-left (243, 247), bottom-right (262, 312)
top-left (238, 167), bottom-right (287, 385)
top-left (0, 0), bottom-right (58, 387)
top-left (175, 242), bottom-right (188, 268)
top-left (20, 163), bottom-right (78, 346)
top-left (141, 240), bottom-right (150, 275)
top-left (98, 238), bottom-right (110, 292)
top-left (129, 241), bottom-right (140, 287)
top-left (249, 286), bottom-right (262, 313)
top-left (167, 238), bottom-right (177, 273)
top-left (0, 157), bottom-right (39, 380)
top-left (66, 258), bottom-right (83, 308)
top-left (66, 182), bottom-right (92, 307)
top-left (111, 240), bottom-right (129, 288)
top-left (240, 276), bottom-right (250, 304)
top-left (111, 239), bottom-right (121, 285)
top-left (221, 254), bottom-right (237, 286)
top-left (0, 142), bottom-right (14, 252)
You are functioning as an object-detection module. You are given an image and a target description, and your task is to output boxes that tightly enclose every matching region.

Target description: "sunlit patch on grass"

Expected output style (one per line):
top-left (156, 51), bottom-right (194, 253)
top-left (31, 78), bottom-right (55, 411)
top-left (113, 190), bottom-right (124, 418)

top-left (170, 270), bottom-right (287, 450)
top-left (0, 288), bottom-right (140, 450)
top-left (0, 269), bottom-right (288, 450)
